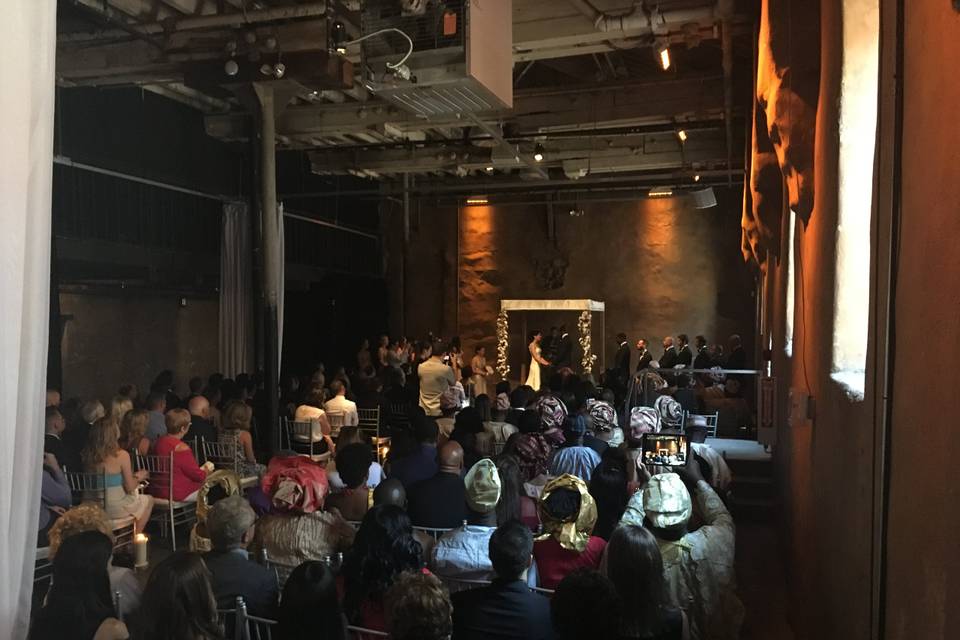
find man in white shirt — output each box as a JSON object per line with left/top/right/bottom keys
{"left": 324, "top": 380, "right": 359, "bottom": 427}
{"left": 418, "top": 339, "right": 455, "bottom": 417}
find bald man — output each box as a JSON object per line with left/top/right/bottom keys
{"left": 659, "top": 336, "right": 679, "bottom": 369}
{"left": 373, "top": 477, "right": 407, "bottom": 509}
{"left": 407, "top": 441, "right": 468, "bottom": 529}
{"left": 185, "top": 394, "right": 217, "bottom": 453}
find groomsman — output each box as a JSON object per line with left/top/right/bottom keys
{"left": 677, "top": 334, "right": 693, "bottom": 367}
{"left": 553, "top": 325, "right": 574, "bottom": 371}
{"left": 635, "top": 338, "right": 653, "bottom": 372}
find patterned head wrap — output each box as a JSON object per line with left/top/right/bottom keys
{"left": 514, "top": 432, "right": 552, "bottom": 481}
{"left": 654, "top": 395, "right": 684, "bottom": 428}
{"left": 536, "top": 395, "right": 568, "bottom": 432}
{"left": 587, "top": 400, "right": 617, "bottom": 433}
{"left": 642, "top": 473, "right": 692, "bottom": 528}
{"left": 536, "top": 474, "right": 597, "bottom": 552}
{"left": 629, "top": 406, "right": 661, "bottom": 445}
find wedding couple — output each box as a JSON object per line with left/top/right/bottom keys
{"left": 525, "top": 327, "right": 572, "bottom": 391}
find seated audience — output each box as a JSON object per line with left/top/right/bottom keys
{"left": 449, "top": 406, "right": 488, "bottom": 469}
{"left": 131, "top": 551, "right": 222, "bottom": 640}
{"left": 505, "top": 385, "right": 535, "bottom": 428}
{"left": 144, "top": 392, "right": 168, "bottom": 443}
{"left": 118, "top": 409, "right": 151, "bottom": 458}
{"left": 255, "top": 456, "right": 355, "bottom": 567}
{"left": 203, "top": 495, "right": 278, "bottom": 617}
{"left": 327, "top": 426, "right": 383, "bottom": 491}
{"left": 277, "top": 561, "right": 347, "bottom": 640}
{"left": 152, "top": 409, "right": 213, "bottom": 502}
{"left": 429, "top": 458, "right": 501, "bottom": 582}
{"left": 341, "top": 504, "right": 424, "bottom": 631}
{"left": 625, "top": 407, "right": 661, "bottom": 490}
{"left": 535, "top": 394, "right": 568, "bottom": 446}
{"left": 82, "top": 418, "right": 154, "bottom": 531}
{"left": 61, "top": 399, "right": 105, "bottom": 472}
{"left": 407, "top": 441, "right": 468, "bottom": 529}
{"left": 389, "top": 415, "right": 439, "bottom": 488}
{"left": 46, "top": 388, "right": 61, "bottom": 408}
{"left": 108, "top": 395, "right": 134, "bottom": 428}
{"left": 38, "top": 453, "right": 71, "bottom": 547}
{"left": 189, "top": 470, "right": 243, "bottom": 553}
{"left": 221, "top": 401, "right": 266, "bottom": 478}
{"left": 533, "top": 475, "right": 606, "bottom": 589}
{"left": 373, "top": 477, "right": 406, "bottom": 509}
{"left": 47, "top": 504, "right": 142, "bottom": 619}
{"left": 185, "top": 395, "right": 217, "bottom": 448}
{"left": 29, "top": 531, "right": 128, "bottom": 640}
{"left": 451, "top": 520, "right": 554, "bottom": 640}
{"left": 551, "top": 568, "right": 622, "bottom": 640}
{"left": 325, "top": 443, "right": 375, "bottom": 522}
{"left": 606, "top": 524, "right": 688, "bottom": 640}
{"left": 324, "top": 379, "right": 359, "bottom": 427}
{"left": 43, "top": 406, "right": 66, "bottom": 467}
{"left": 476, "top": 394, "right": 514, "bottom": 456}
{"left": 293, "top": 386, "right": 335, "bottom": 456}
{"left": 549, "top": 415, "right": 602, "bottom": 483}
{"left": 496, "top": 455, "right": 540, "bottom": 531}
{"left": 385, "top": 572, "right": 453, "bottom": 640}
{"left": 589, "top": 450, "right": 630, "bottom": 541}
{"left": 619, "top": 461, "right": 743, "bottom": 640}
{"left": 587, "top": 399, "right": 623, "bottom": 449}
{"left": 495, "top": 380, "right": 512, "bottom": 413}
{"left": 514, "top": 411, "right": 553, "bottom": 482}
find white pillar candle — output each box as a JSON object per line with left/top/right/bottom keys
{"left": 134, "top": 533, "right": 149, "bottom": 569}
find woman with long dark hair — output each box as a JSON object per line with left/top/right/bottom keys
{"left": 340, "top": 504, "right": 424, "bottom": 631}
{"left": 589, "top": 451, "right": 630, "bottom": 541}
{"left": 133, "top": 551, "right": 224, "bottom": 640}
{"left": 30, "top": 530, "right": 125, "bottom": 640}
{"left": 495, "top": 455, "right": 540, "bottom": 531}
{"left": 605, "top": 525, "right": 687, "bottom": 640}
{"left": 277, "top": 561, "right": 346, "bottom": 640}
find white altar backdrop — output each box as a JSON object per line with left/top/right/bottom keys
{"left": 0, "top": 1, "right": 57, "bottom": 637}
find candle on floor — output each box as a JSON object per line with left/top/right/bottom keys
{"left": 134, "top": 533, "right": 149, "bottom": 569}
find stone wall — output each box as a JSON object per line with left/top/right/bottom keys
{"left": 385, "top": 188, "right": 756, "bottom": 381}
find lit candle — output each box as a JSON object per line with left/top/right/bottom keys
{"left": 134, "top": 533, "right": 149, "bottom": 569}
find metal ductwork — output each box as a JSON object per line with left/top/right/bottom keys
{"left": 566, "top": 0, "right": 716, "bottom": 34}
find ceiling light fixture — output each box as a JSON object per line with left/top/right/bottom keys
{"left": 533, "top": 143, "right": 545, "bottom": 163}
{"left": 693, "top": 174, "right": 701, "bottom": 182}
{"left": 658, "top": 43, "right": 671, "bottom": 70}
{"left": 485, "top": 166, "right": 494, "bottom": 173}
{"left": 677, "top": 129, "right": 688, "bottom": 143}
{"left": 331, "top": 20, "right": 347, "bottom": 55}
{"left": 224, "top": 59, "right": 239, "bottom": 76}
{"left": 466, "top": 196, "right": 489, "bottom": 205}
{"left": 649, "top": 187, "right": 674, "bottom": 198}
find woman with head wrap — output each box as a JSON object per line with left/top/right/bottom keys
{"left": 654, "top": 395, "right": 684, "bottom": 429}
{"left": 587, "top": 399, "right": 624, "bottom": 448}
{"left": 513, "top": 411, "right": 553, "bottom": 482}
{"left": 252, "top": 455, "right": 356, "bottom": 568}
{"left": 188, "top": 469, "right": 243, "bottom": 552}
{"left": 532, "top": 474, "right": 607, "bottom": 589}
{"left": 535, "top": 394, "right": 568, "bottom": 447}
{"left": 626, "top": 407, "right": 661, "bottom": 492}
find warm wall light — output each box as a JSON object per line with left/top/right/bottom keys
{"left": 648, "top": 187, "right": 673, "bottom": 197}
{"left": 677, "top": 129, "right": 688, "bottom": 143}
{"left": 693, "top": 174, "right": 701, "bottom": 182}
{"left": 485, "top": 166, "right": 494, "bottom": 173}
{"left": 533, "top": 143, "right": 545, "bottom": 162}
{"left": 466, "top": 197, "right": 489, "bottom": 205}
{"left": 658, "top": 44, "right": 671, "bottom": 70}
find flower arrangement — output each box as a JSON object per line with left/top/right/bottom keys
{"left": 578, "top": 311, "right": 598, "bottom": 374}
{"left": 495, "top": 310, "right": 511, "bottom": 378}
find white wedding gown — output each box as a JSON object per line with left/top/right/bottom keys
{"left": 525, "top": 343, "right": 542, "bottom": 391}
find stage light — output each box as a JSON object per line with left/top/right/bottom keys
{"left": 485, "top": 166, "right": 494, "bottom": 173}
{"left": 649, "top": 187, "right": 674, "bottom": 197}
{"left": 677, "top": 129, "right": 688, "bottom": 143}
{"left": 658, "top": 44, "right": 671, "bottom": 70}
{"left": 533, "top": 143, "right": 545, "bottom": 163}
{"left": 466, "top": 197, "right": 488, "bottom": 205}
{"left": 331, "top": 20, "right": 347, "bottom": 54}
{"left": 693, "top": 174, "right": 701, "bottom": 182}
{"left": 224, "top": 59, "right": 239, "bottom": 76}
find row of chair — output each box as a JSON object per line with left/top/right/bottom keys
{"left": 218, "top": 596, "right": 388, "bottom": 640}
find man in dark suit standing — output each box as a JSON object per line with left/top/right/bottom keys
{"left": 659, "top": 336, "right": 679, "bottom": 369}
{"left": 553, "top": 325, "right": 574, "bottom": 371}
{"left": 635, "top": 338, "right": 653, "bottom": 372}
{"left": 44, "top": 406, "right": 66, "bottom": 467}
{"left": 727, "top": 334, "right": 747, "bottom": 370}
{"left": 693, "top": 335, "right": 714, "bottom": 386}
{"left": 452, "top": 521, "right": 554, "bottom": 640}
{"left": 677, "top": 334, "right": 693, "bottom": 367}
{"left": 613, "top": 333, "right": 631, "bottom": 380}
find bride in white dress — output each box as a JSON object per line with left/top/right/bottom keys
{"left": 525, "top": 330, "right": 551, "bottom": 391}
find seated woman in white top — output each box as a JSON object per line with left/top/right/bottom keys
{"left": 294, "top": 386, "right": 335, "bottom": 456}
{"left": 326, "top": 427, "right": 384, "bottom": 492}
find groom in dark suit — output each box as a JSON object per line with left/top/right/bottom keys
{"left": 553, "top": 325, "right": 574, "bottom": 371}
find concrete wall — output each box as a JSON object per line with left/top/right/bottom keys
{"left": 384, "top": 190, "right": 756, "bottom": 380}
{"left": 59, "top": 292, "right": 218, "bottom": 403}
{"left": 884, "top": 3, "right": 960, "bottom": 639}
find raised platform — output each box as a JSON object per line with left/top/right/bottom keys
{"left": 705, "top": 437, "right": 771, "bottom": 462}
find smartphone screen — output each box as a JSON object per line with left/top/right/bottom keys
{"left": 641, "top": 433, "right": 689, "bottom": 468}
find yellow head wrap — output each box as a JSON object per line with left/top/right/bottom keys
{"left": 535, "top": 474, "right": 597, "bottom": 552}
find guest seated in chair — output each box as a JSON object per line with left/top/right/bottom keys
{"left": 130, "top": 551, "right": 223, "bottom": 640}
{"left": 385, "top": 572, "right": 453, "bottom": 640}
{"left": 82, "top": 417, "right": 154, "bottom": 532}
{"left": 118, "top": 409, "right": 151, "bottom": 459}
{"left": 152, "top": 409, "right": 214, "bottom": 503}
{"left": 277, "top": 561, "right": 347, "bottom": 640}
{"left": 293, "top": 386, "right": 336, "bottom": 458}
{"left": 325, "top": 443, "right": 375, "bottom": 522}
{"left": 407, "top": 441, "right": 468, "bottom": 530}
{"left": 203, "top": 494, "right": 279, "bottom": 618}
{"left": 551, "top": 569, "right": 622, "bottom": 640}
{"left": 323, "top": 379, "right": 359, "bottom": 427}
{"left": 220, "top": 401, "right": 267, "bottom": 479}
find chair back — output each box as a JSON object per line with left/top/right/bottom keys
{"left": 327, "top": 412, "right": 345, "bottom": 438}
{"left": 184, "top": 435, "right": 204, "bottom": 465}
{"left": 34, "top": 547, "right": 53, "bottom": 585}
{"left": 389, "top": 403, "right": 410, "bottom": 429}
{"left": 63, "top": 470, "right": 108, "bottom": 508}
{"left": 412, "top": 526, "right": 453, "bottom": 541}
{"left": 203, "top": 433, "right": 243, "bottom": 475}
{"left": 137, "top": 451, "right": 176, "bottom": 500}
{"left": 262, "top": 555, "right": 298, "bottom": 590}
{"left": 357, "top": 407, "right": 381, "bottom": 441}
{"left": 285, "top": 420, "right": 331, "bottom": 462}
{"left": 682, "top": 411, "right": 719, "bottom": 439}
{"left": 219, "top": 596, "right": 278, "bottom": 640}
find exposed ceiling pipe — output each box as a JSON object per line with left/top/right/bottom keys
{"left": 717, "top": 0, "right": 735, "bottom": 188}
{"left": 567, "top": 0, "right": 716, "bottom": 34}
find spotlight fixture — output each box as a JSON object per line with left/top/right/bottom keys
{"left": 533, "top": 143, "right": 545, "bottom": 163}
{"left": 331, "top": 20, "right": 347, "bottom": 54}
{"left": 485, "top": 166, "right": 494, "bottom": 173}
{"left": 693, "top": 174, "right": 701, "bottom": 182}
{"left": 273, "top": 62, "right": 286, "bottom": 78}
{"left": 677, "top": 129, "right": 688, "bottom": 143}
{"left": 657, "top": 43, "right": 671, "bottom": 70}
{"left": 224, "top": 59, "right": 239, "bottom": 76}
{"left": 466, "top": 196, "right": 489, "bottom": 205}
{"left": 568, "top": 207, "right": 585, "bottom": 217}
{"left": 649, "top": 187, "right": 674, "bottom": 198}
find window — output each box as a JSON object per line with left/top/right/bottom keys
{"left": 785, "top": 210, "right": 796, "bottom": 357}
{"left": 832, "top": 0, "right": 879, "bottom": 399}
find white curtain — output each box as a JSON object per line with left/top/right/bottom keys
{"left": 219, "top": 202, "right": 254, "bottom": 377}
{"left": 0, "top": 1, "right": 57, "bottom": 637}
{"left": 276, "top": 203, "right": 285, "bottom": 376}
